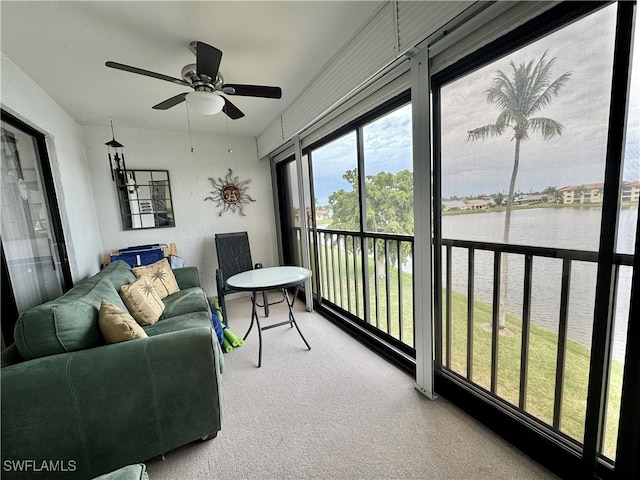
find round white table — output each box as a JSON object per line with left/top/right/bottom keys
{"left": 227, "top": 266, "right": 312, "bottom": 367}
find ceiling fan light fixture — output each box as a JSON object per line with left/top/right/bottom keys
{"left": 186, "top": 91, "right": 224, "bottom": 115}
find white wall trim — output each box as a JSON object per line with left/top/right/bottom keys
{"left": 411, "top": 47, "right": 436, "bottom": 400}
{"left": 299, "top": 60, "right": 410, "bottom": 150}
{"left": 294, "top": 135, "right": 313, "bottom": 312}
{"left": 257, "top": 1, "right": 476, "bottom": 158}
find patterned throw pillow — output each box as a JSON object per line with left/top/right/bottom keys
{"left": 132, "top": 258, "right": 180, "bottom": 299}
{"left": 120, "top": 277, "right": 165, "bottom": 325}
{"left": 98, "top": 300, "right": 148, "bottom": 344}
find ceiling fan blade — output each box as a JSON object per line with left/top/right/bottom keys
{"left": 106, "top": 61, "right": 190, "bottom": 87}
{"left": 195, "top": 42, "right": 223, "bottom": 80}
{"left": 152, "top": 93, "right": 188, "bottom": 110}
{"left": 223, "top": 84, "right": 282, "bottom": 99}
{"left": 222, "top": 97, "right": 245, "bottom": 120}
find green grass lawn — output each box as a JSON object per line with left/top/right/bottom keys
{"left": 315, "top": 237, "right": 414, "bottom": 345}
{"left": 444, "top": 289, "right": 623, "bottom": 458}
{"left": 314, "top": 239, "right": 623, "bottom": 459}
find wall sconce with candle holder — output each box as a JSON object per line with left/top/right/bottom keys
{"left": 105, "top": 120, "right": 127, "bottom": 182}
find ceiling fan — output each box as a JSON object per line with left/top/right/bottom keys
{"left": 106, "top": 41, "right": 282, "bottom": 119}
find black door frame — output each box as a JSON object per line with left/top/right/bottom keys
{"left": 275, "top": 155, "right": 300, "bottom": 267}
{"left": 1, "top": 110, "right": 73, "bottom": 344}
{"left": 430, "top": 2, "right": 638, "bottom": 478}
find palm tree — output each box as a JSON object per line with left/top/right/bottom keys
{"left": 467, "top": 52, "right": 571, "bottom": 328}
{"left": 542, "top": 186, "right": 561, "bottom": 204}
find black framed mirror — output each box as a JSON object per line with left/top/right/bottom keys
{"left": 116, "top": 169, "right": 175, "bottom": 230}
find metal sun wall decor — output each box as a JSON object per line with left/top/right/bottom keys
{"left": 205, "top": 169, "right": 256, "bottom": 216}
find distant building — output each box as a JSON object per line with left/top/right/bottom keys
{"left": 442, "top": 200, "right": 468, "bottom": 211}
{"left": 559, "top": 183, "right": 604, "bottom": 204}
{"left": 315, "top": 207, "right": 331, "bottom": 220}
{"left": 622, "top": 181, "right": 640, "bottom": 202}
{"left": 516, "top": 194, "right": 545, "bottom": 205}
{"left": 464, "top": 199, "right": 490, "bottom": 210}
{"left": 304, "top": 206, "right": 331, "bottom": 221}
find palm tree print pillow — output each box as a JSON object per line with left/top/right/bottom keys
{"left": 132, "top": 258, "right": 180, "bottom": 299}
{"left": 120, "top": 277, "right": 165, "bottom": 325}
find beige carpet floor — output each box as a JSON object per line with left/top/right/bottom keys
{"left": 145, "top": 295, "right": 557, "bottom": 479}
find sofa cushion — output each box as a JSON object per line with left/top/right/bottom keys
{"left": 172, "top": 266, "right": 200, "bottom": 290}
{"left": 47, "top": 261, "right": 134, "bottom": 301}
{"left": 14, "top": 275, "right": 128, "bottom": 360}
{"left": 161, "top": 287, "right": 209, "bottom": 320}
{"left": 99, "top": 300, "right": 148, "bottom": 344}
{"left": 0, "top": 344, "right": 23, "bottom": 368}
{"left": 101, "top": 261, "right": 138, "bottom": 290}
{"left": 132, "top": 258, "right": 179, "bottom": 299}
{"left": 144, "top": 311, "right": 211, "bottom": 337}
{"left": 92, "top": 464, "right": 149, "bottom": 480}
{"left": 77, "top": 260, "right": 136, "bottom": 292}
{"left": 120, "top": 277, "right": 165, "bottom": 326}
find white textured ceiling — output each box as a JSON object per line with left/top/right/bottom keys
{"left": 1, "top": 1, "right": 382, "bottom": 137}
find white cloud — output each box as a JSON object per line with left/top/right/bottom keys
{"left": 440, "top": 4, "right": 623, "bottom": 198}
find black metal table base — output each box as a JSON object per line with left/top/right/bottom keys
{"left": 243, "top": 286, "right": 311, "bottom": 367}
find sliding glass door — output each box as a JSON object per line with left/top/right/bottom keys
{"left": 275, "top": 95, "right": 415, "bottom": 360}
{"left": 307, "top": 99, "right": 414, "bottom": 350}
{"left": 432, "top": 2, "right": 637, "bottom": 477}
{"left": 1, "top": 112, "right": 71, "bottom": 345}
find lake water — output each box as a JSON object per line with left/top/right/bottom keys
{"left": 441, "top": 207, "right": 637, "bottom": 363}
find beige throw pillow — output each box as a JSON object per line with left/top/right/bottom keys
{"left": 120, "top": 277, "right": 165, "bottom": 325}
{"left": 132, "top": 258, "right": 179, "bottom": 299}
{"left": 98, "top": 299, "right": 148, "bottom": 344}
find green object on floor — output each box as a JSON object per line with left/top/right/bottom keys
{"left": 222, "top": 337, "right": 233, "bottom": 353}
{"left": 211, "top": 298, "right": 224, "bottom": 324}
{"left": 92, "top": 464, "right": 149, "bottom": 480}
{"left": 224, "top": 328, "right": 244, "bottom": 347}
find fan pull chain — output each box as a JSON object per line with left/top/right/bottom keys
{"left": 186, "top": 104, "right": 194, "bottom": 153}
{"left": 226, "top": 116, "right": 232, "bottom": 154}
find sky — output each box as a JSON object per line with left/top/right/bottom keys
{"left": 312, "top": 104, "right": 412, "bottom": 205}
{"left": 440, "top": 3, "right": 638, "bottom": 198}
{"left": 308, "top": 3, "right": 638, "bottom": 203}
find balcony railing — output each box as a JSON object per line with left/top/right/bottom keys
{"left": 438, "top": 238, "right": 632, "bottom": 413}
{"left": 298, "top": 225, "right": 632, "bottom": 456}
{"left": 297, "top": 227, "right": 415, "bottom": 349}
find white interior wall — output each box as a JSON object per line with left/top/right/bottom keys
{"left": 1, "top": 53, "right": 102, "bottom": 281}
{"left": 81, "top": 125, "right": 278, "bottom": 297}
{"left": 2, "top": 50, "right": 279, "bottom": 297}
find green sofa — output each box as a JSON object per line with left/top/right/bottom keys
{"left": 1, "top": 261, "right": 223, "bottom": 479}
